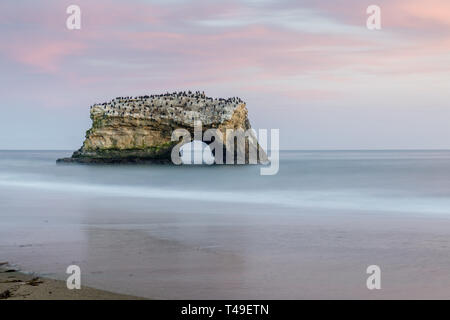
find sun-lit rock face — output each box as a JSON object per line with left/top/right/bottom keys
{"left": 57, "top": 91, "right": 268, "bottom": 164}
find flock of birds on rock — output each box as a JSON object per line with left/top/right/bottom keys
{"left": 89, "top": 91, "right": 244, "bottom": 120}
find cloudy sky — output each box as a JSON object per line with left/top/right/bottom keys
{"left": 1, "top": 0, "right": 449, "bottom": 149}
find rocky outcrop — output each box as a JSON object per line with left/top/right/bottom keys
{"left": 57, "top": 91, "right": 268, "bottom": 164}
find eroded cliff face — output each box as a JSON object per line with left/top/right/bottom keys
{"left": 59, "top": 92, "right": 267, "bottom": 164}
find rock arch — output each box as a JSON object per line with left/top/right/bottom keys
{"left": 57, "top": 92, "right": 268, "bottom": 164}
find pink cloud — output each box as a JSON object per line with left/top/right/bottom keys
{"left": 387, "top": 0, "right": 450, "bottom": 30}
{"left": 6, "top": 41, "right": 86, "bottom": 73}
{"left": 2, "top": 0, "right": 450, "bottom": 103}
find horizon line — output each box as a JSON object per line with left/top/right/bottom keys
{"left": 2, "top": 149, "right": 450, "bottom": 152}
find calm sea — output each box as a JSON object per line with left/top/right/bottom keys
{"left": 1, "top": 150, "right": 450, "bottom": 298}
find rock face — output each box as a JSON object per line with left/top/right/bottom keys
{"left": 57, "top": 91, "right": 268, "bottom": 164}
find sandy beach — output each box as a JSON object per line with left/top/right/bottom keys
{"left": 0, "top": 264, "right": 142, "bottom": 300}
{"left": 3, "top": 209, "right": 450, "bottom": 300}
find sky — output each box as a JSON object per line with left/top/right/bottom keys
{"left": 0, "top": 0, "right": 450, "bottom": 150}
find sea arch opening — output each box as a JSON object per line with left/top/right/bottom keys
{"left": 179, "top": 140, "right": 215, "bottom": 165}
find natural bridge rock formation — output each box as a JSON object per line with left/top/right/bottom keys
{"left": 57, "top": 91, "right": 268, "bottom": 164}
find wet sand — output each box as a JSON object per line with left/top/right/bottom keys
{"left": 0, "top": 264, "right": 142, "bottom": 300}
{"left": 3, "top": 205, "right": 450, "bottom": 299}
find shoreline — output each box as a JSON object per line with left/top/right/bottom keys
{"left": 0, "top": 264, "right": 144, "bottom": 300}
{"left": 56, "top": 157, "right": 173, "bottom": 164}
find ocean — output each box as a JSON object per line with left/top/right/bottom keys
{"left": 1, "top": 150, "right": 450, "bottom": 298}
